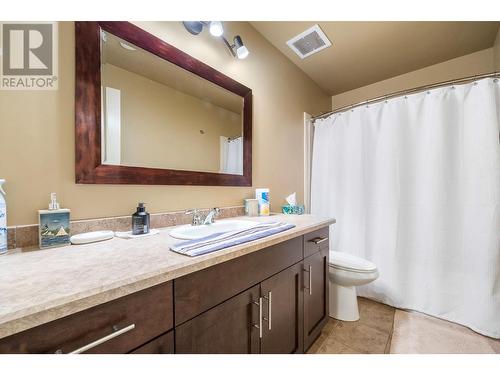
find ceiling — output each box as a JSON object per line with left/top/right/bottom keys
{"left": 251, "top": 21, "right": 500, "bottom": 95}
{"left": 102, "top": 32, "right": 243, "bottom": 114}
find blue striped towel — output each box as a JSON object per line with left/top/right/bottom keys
{"left": 170, "top": 221, "right": 296, "bottom": 257}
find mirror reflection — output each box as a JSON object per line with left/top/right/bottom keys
{"left": 100, "top": 30, "right": 244, "bottom": 175}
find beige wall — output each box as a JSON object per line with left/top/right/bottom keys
{"left": 102, "top": 63, "right": 241, "bottom": 172}
{"left": 494, "top": 27, "right": 500, "bottom": 70}
{"left": 0, "top": 21, "right": 330, "bottom": 226}
{"left": 332, "top": 48, "right": 495, "bottom": 110}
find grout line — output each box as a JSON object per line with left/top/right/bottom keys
{"left": 384, "top": 308, "right": 397, "bottom": 354}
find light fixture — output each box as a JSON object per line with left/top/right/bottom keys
{"left": 182, "top": 21, "right": 223, "bottom": 37}
{"left": 208, "top": 21, "right": 223, "bottom": 37}
{"left": 222, "top": 35, "right": 249, "bottom": 59}
{"left": 182, "top": 21, "right": 250, "bottom": 60}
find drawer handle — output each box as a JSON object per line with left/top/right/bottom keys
{"left": 253, "top": 297, "right": 263, "bottom": 339}
{"left": 309, "top": 237, "right": 328, "bottom": 245}
{"left": 66, "top": 324, "right": 135, "bottom": 354}
{"left": 263, "top": 291, "right": 272, "bottom": 331}
{"left": 303, "top": 266, "right": 312, "bottom": 295}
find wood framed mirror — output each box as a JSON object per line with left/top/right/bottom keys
{"left": 75, "top": 22, "right": 252, "bottom": 186}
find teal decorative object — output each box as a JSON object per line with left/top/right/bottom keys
{"left": 281, "top": 204, "right": 305, "bottom": 215}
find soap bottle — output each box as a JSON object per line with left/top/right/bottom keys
{"left": 132, "top": 203, "right": 150, "bottom": 235}
{"left": 0, "top": 179, "right": 7, "bottom": 254}
{"left": 38, "top": 193, "right": 71, "bottom": 249}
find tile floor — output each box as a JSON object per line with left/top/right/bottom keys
{"left": 307, "top": 297, "right": 500, "bottom": 354}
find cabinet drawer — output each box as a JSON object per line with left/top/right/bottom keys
{"left": 0, "top": 282, "right": 173, "bottom": 354}
{"left": 175, "top": 236, "right": 303, "bottom": 325}
{"left": 130, "top": 331, "right": 174, "bottom": 354}
{"left": 303, "top": 227, "right": 329, "bottom": 258}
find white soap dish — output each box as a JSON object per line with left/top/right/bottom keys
{"left": 115, "top": 229, "right": 160, "bottom": 239}
{"left": 70, "top": 230, "right": 115, "bottom": 245}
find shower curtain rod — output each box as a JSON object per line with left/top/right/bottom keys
{"left": 312, "top": 71, "right": 500, "bottom": 121}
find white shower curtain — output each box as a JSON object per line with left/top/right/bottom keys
{"left": 220, "top": 136, "right": 243, "bottom": 174}
{"left": 311, "top": 78, "right": 500, "bottom": 338}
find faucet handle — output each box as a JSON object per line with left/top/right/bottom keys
{"left": 185, "top": 209, "right": 203, "bottom": 226}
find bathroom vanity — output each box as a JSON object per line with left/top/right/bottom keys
{"left": 0, "top": 215, "right": 334, "bottom": 354}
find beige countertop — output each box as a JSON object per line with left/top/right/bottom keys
{"left": 0, "top": 214, "right": 335, "bottom": 339}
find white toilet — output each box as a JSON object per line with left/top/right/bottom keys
{"left": 328, "top": 251, "right": 379, "bottom": 321}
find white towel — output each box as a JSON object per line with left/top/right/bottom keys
{"left": 170, "top": 221, "right": 295, "bottom": 257}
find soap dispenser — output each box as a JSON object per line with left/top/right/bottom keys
{"left": 38, "top": 193, "right": 71, "bottom": 249}
{"left": 132, "top": 203, "right": 150, "bottom": 235}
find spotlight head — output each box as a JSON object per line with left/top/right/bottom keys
{"left": 233, "top": 36, "right": 249, "bottom": 59}
{"left": 209, "top": 21, "right": 224, "bottom": 37}
{"left": 182, "top": 21, "right": 204, "bottom": 35}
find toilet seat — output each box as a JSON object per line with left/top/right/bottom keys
{"left": 329, "top": 251, "right": 377, "bottom": 273}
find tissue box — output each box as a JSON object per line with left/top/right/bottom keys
{"left": 281, "top": 205, "right": 305, "bottom": 215}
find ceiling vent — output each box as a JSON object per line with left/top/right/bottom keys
{"left": 286, "top": 24, "right": 332, "bottom": 59}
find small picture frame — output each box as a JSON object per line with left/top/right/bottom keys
{"left": 38, "top": 209, "right": 71, "bottom": 249}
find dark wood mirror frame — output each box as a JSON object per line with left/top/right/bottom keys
{"left": 75, "top": 21, "right": 252, "bottom": 186}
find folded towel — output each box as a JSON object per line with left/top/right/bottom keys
{"left": 170, "top": 221, "right": 296, "bottom": 257}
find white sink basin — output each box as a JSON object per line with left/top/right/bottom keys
{"left": 169, "top": 219, "right": 260, "bottom": 240}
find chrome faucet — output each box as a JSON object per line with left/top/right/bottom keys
{"left": 203, "top": 207, "right": 220, "bottom": 225}
{"left": 185, "top": 207, "right": 220, "bottom": 226}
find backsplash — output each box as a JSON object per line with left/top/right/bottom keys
{"left": 6, "top": 205, "right": 244, "bottom": 250}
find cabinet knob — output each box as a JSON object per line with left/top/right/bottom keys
{"left": 303, "top": 265, "right": 312, "bottom": 295}
{"left": 68, "top": 324, "right": 135, "bottom": 354}
{"left": 263, "top": 291, "right": 272, "bottom": 331}
{"left": 309, "top": 237, "right": 328, "bottom": 245}
{"left": 253, "top": 298, "right": 263, "bottom": 339}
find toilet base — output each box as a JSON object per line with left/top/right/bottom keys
{"left": 329, "top": 282, "right": 360, "bottom": 321}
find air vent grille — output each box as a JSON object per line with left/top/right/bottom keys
{"left": 286, "top": 24, "right": 332, "bottom": 59}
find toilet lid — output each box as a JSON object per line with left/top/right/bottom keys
{"left": 329, "top": 251, "right": 377, "bottom": 272}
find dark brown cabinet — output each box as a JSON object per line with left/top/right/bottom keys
{"left": 303, "top": 247, "right": 329, "bottom": 351}
{"left": 176, "top": 285, "right": 261, "bottom": 354}
{"left": 261, "top": 262, "right": 304, "bottom": 354}
{"left": 174, "top": 237, "right": 302, "bottom": 325}
{"left": 0, "top": 226, "right": 331, "bottom": 354}
{"left": 0, "top": 282, "right": 173, "bottom": 354}
{"left": 176, "top": 262, "right": 306, "bottom": 354}
{"left": 130, "top": 331, "right": 174, "bottom": 354}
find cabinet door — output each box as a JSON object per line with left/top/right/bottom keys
{"left": 260, "top": 262, "right": 303, "bottom": 354}
{"left": 175, "top": 285, "right": 261, "bottom": 354}
{"left": 303, "top": 248, "right": 329, "bottom": 351}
